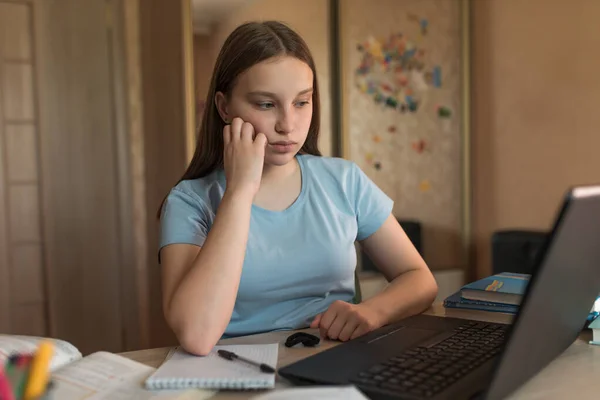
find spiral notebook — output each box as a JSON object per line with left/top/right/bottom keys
{"left": 144, "top": 343, "right": 278, "bottom": 390}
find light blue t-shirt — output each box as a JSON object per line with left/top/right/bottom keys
{"left": 159, "top": 155, "right": 393, "bottom": 338}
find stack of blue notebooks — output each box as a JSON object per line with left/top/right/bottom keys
{"left": 445, "top": 272, "right": 600, "bottom": 323}
{"left": 443, "top": 272, "right": 528, "bottom": 315}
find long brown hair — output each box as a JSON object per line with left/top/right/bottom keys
{"left": 158, "top": 21, "right": 322, "bottom": 218}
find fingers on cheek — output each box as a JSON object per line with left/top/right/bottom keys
{"left": 231, "top": 118, "right": 243, "bottom": 137}
{"left": 241, "top": 122, "right": 254, "bottom": 140}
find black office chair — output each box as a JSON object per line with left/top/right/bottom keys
{"left": 491, "top": 229, "right": 548, "bottom": 275}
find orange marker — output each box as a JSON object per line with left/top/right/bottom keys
{"left": 23, "top": 341, "right": 54, "bottom": 400}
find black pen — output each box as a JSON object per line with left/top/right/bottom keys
{"left": 217, "top": 349, "right": 276, "bottom": 373}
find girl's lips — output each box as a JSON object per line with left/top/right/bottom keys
{"left": 269, "top": 142, "right": 297, "bottom": 152}
{"left": 271, "top": 141, "right": 297, "bottom": 145}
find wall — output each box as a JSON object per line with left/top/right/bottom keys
{"left": 203, "top": 0, "right": 333, "bottom": 156}
{"left": 31, "top": 0, "right": 136, "bottom": 354}
{"left": 122, "top": 0, "right": 149, "bottom": 351}
{"left": 340, "top": 0, "right": 464, "bottom": 272}
{"left": 471, "top": 0, "right": 600, "bottom": 278}
{"left": 0, "top": 0, "right": 192, "bottom": 352}
{"left": 0, "top": 1, "right": 45, "bottom": 336}
{"left": 139, "top": 0, "right": 190, "bottom": 348}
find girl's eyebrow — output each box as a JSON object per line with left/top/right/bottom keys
{"left": 247, "top": 87, "right": 313, "bottom": 97}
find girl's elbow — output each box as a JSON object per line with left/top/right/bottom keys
{"left": 167, "top": 315, "right": 223, "bottom": 356}
{"left": 429, "top": 282, "right": 439, "bottom": 302}
{"left": 173, "top": 320, "right": 222, "bottom": 356}
{"left": 164, "top": 305, "right": 228, "bottom": 356}
{"left": 178, "top": 331, "right": 218, "bottom": 356}
{"left": 426, "top": 274, "right": 439, "bottom": 303}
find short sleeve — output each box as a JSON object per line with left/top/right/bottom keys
{"left": 351, "top": 163, "right": 394, "bottom": 241}
{"left": 159, "top": 188, "right": 212, "bottom": 261}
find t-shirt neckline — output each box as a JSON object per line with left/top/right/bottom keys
{"left": 251, "top": 155, "right": 308, "bottom": 216}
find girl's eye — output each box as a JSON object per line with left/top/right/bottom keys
{"left": 257, "top": 102, "right": 274, "bottom": 109}
{"left": 295, "top": 101, "right": 310, "bottom": 107}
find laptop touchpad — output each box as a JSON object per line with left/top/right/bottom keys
{"left": 366, "top": 326, "right": 438, "bottom": 351}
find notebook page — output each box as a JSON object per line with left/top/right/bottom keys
{"left": 145, "top": 344, "right": 278, "bottom": 388}
{"left": 51, "top": 351, "right": 155, "bottom": 399}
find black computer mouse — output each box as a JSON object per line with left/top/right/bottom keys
{"left": 284, "top": 332, "right": 321, "bottom": 348}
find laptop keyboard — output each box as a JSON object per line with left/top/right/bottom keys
{"left": 351, "top": 321, "right": 508, "bottom": 398}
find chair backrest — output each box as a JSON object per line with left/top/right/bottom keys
{"left": 491, "top": 229, "right": 549, "bottom": 275}
{"left": 353, "top": 272, "right": 362, "bottom": 303}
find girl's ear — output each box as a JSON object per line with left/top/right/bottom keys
{"left": 214, "top": 91, "right": 231, "bottom": 123}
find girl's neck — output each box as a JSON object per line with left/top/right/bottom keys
{"left": 261, "top": 156, "right": 299, "bottom": 184}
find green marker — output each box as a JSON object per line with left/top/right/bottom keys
{"left": 12, "top": 355, "right": 34, "bottom": 399}
{"left": 4, "top": 359, "right": 18, "bottom": 398}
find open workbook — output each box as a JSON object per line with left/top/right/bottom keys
{"left": 0, "top": 334, "right": 214, "bottom": 400}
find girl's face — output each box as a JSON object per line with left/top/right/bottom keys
{"left": 216, "top": 56, "right": 314, "bottom": 167}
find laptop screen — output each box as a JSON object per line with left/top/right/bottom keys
{"left": 486, "top": 187, "right": 600, "bottom": 400}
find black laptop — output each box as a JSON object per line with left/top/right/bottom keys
{"left": 279, "top": 185, "right": 600, "bottom": 400}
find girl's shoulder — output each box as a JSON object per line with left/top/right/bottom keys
{"left": 168, "top": 169, "right": 226, "bottom": 213}
{"left": 298, "top": 154, "right": 359, "bottom": 181}
{"left": 298, "top": 154, "right": 388, "bottom": 207}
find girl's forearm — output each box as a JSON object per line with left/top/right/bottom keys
{"left": 166, "top": 189, "right": 253, "bottom": 355}
{"left": 362, "top": 269, "right": 439, "bottom": 326}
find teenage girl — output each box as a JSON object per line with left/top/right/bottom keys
{"left": 159, "top": 21, "right": 438, "bottom": 356}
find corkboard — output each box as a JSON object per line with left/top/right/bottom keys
{"left": 339, "top": 0, "right": 468, "bottom": 270}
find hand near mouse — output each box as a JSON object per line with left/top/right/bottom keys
{"left": 223, "top": 117, "right": 267, "bottom": 198}
{"left": 310, "top": 300, "right": 384, "bottom": 342}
